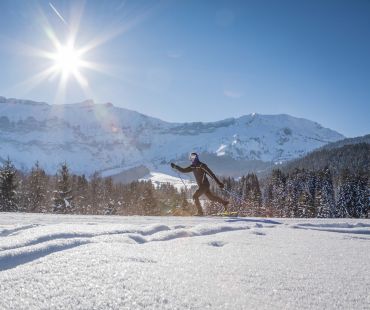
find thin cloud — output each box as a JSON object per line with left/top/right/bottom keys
{"left": 224, "top": 90, "right": 243, "bottom": 98}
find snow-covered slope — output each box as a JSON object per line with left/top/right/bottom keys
{"left": 0, "top": 213, "right": 369, "bottom": 309}
{"left": 0, "top": 96, "right": 344, "bottom": 175}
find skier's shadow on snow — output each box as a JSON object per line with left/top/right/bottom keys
{"left": 224, "top": 218, "right": 282, "bottom": 225}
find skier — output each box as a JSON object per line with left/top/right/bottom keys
{"left": 171, "top": 152, "right": 228, "bottom": 216}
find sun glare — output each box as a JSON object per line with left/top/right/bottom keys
{"left": 53, "top": 44, "right": 82, "bottom": 76}
{"left": 14, "top": 1, "right": 153, "bottom": 104}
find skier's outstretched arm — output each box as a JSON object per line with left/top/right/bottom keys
{"left": 171, "top": 163, "right": 193, "bottom": 173}
{"left": 201, "top": 164, "right": 224, "bottom": 188}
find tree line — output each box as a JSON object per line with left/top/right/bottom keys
{"left": 0, "top": 159, "right": 187, "bottom": 216}
{"left": 208, "top": 167, "right": 369, "bottom": 218}
{"left": 0, "top": 158, "right": 368, "bottom": 218}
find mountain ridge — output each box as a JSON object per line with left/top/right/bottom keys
{"left": 0, "top": 96, "right": 344, "bottom": 177}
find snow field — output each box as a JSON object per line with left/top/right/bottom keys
{"left": 0, "top": 213, "right": 369, "bottom": 309}
{"left": 139, "top": 172, "right": 196, "bottom": 190}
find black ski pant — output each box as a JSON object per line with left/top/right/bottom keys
{"left": 193, "top": 185, "right": 228, "bottom": 213}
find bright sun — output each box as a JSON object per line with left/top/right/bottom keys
{"left": 43, "top": 39, "right": 91, "bottom": 90}
{"left": 51, "top": 43, "right": 83, "bottom": 77}
{"left": 53, "top": 44, "right": 82, "bottom": 75}
{"left": 18, "top": 0, "right": 134, "bottom": 102}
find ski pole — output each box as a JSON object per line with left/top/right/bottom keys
{"left": 171, "top": 167, "right": 188, "bottom": 190}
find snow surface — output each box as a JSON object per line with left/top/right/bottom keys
{"left": 139, "top": 172, "right": 196, "bottom": 190}
{"left": 0, "top": 213, "right": 369, "bottom": 309}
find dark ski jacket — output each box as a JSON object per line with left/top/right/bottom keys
{"left": 174, "top": 162, "right": 222, "bottom": 188}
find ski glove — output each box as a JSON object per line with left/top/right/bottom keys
{"left": 170, "top": 163, "right": 177, "bottom": 169}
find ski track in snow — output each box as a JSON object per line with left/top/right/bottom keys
{"left": 0, "top": 221, "right": 257, "bottom": 271}
{"left": 1, "top": 217, "right": 369, "bottom": 272}
{"left": 0, "top": 214, "right": 369, "bottom": 309}
{"left": 0, "top": 239, "right": 90, "bottom": 271}
{"left": 291, "top": 222, "right": 370, "bottom": 235}
{"left": 0, "top": 224, "right": 42, "bottom": 237}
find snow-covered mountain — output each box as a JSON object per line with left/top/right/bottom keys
{"left": 0, "top": 96, "right": 344, "bottom": 177}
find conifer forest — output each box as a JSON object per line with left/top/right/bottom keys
{"left": 1, "top": 154, "right": 368, "bottom": 218}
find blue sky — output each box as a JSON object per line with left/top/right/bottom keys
{"left": 0, "top": 0, "right": 369, "bottom": 137}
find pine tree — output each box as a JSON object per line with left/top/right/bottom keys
{"left": 315, "top": 168, "right": 335, "bottom": 218}
{"left": 270, "top": 169, "right": 286, "bottom": 217}
{"left": 284, "top": 169, "right": 316, "bottom": 218}
{"left": 102, "top": 177, "right": 116, "bottom": 215}
{"left": 27, "top": 161, "right": 48, "bottom": 212}
{"left": 263, "top": 180, "right": 274, "bottom": 217}
{"left": 285, "top": 171, "right": 299, "bottom": 217}
{"left": 296, "top": 170, "right": 310, "bottom": 217}
{"left": 297, "top": 191, "right": 310, "bottom": 217}
{"left": 53, "top": 162, "right": 73, "bottom": 213}
{"left": 354, "top": 172, "right": 369, "bottom": 218}
{"left": 0, "top": 158, "right": 18, "bottom": 212}
{"left": 335, "top": 171, "right": 369, "bottom": 218}
{"left": 252, "top": 174, "right": 263, "bottom": 216}
{"left": 242, "top": 173, "right": 262, "bottom": 216}
{"left": 16, "top": 175, "right": 28, "bottom": 212}
{"left": 72, "top": 174, "right": 89, "bottom": 214}
{"left": 180, "top": 188, "right": 188, "bottom": 209}
{"left": 141, "top": 181, "right": 160, "bottom": 215}
{"left": 119, "top": 184, "right": 128, "bottom": 215}
{"left": 222, "top": 177, "right": 238, "bottom": 213}
{"left": 336, "top": 169, "right": 359, "bottom": 218}
{"left": 89, "top": 172, "right": 102, "bottom": 214}
{"left": 305, "top": 171, "right": 317, "bottom": 217}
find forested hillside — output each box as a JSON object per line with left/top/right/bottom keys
{"left": 282, "top": 142, "right": 370, "bottom": 177}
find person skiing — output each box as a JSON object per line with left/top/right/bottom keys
{"left": 171, "top": 152, "right": 229, "bottom": 216}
